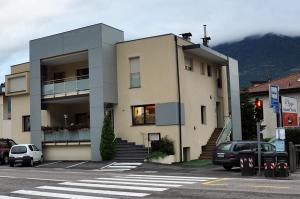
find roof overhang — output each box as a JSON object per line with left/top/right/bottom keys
{"left": 182, "top": 44, "right": 229, "bottom": 65}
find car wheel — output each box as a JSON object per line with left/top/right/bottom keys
{"left": 3, "top": 155, "right": 9, "bottom": 165}
{"left": 30, "top": 159, "right": 34, "bottom": 167}
{"left": 223, "top": 164, "right": 233, "bottom": 171}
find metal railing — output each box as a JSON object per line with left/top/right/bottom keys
{"left": 43, "top": 129, "right": 90, "bottom": 143}
{"left": 216, "top": 116, "right": 232, "bottom": 146}
{"left": 42, "top": 75, "right": 89, "bottom": 96}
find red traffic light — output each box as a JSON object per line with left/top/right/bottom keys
{"left": 255, "top": 99, "right": 263, "bottom": 109}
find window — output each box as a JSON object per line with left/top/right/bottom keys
{"left": 8, "top": 140, "right": 16, "bottom": 147}
{"left": 207, "top": 64, "right": 212, "bottom": 77}
{"left": 184, "top": 57, "right": 193, "bottom": 71}
{"left": 217, "top": 68, "right": 222, "bottom": 88}
{"left": 130, "top": 57, "right": 141, "bottom": 88}
{"left": 200, "top": 63, "right": 205, "bottom": 75}
{"left": 0, "top": 140, "right": 9, "bottom": 148}
{"left": 201, "top": 106, "right": 207, "bottom": 124}
{"left": 132, "top": 105, "right": 155, "bottom": 125}
{"left": 28, "top": 145, "right": 33, "bottom": 151}
{"left": 77, "top": 68, "right": 89, "bottom": 79}
{"left": 217, "top": 143, "right": 232, "bottom": 151}
{"left": 233, "top": 143, "right": 251, "bottom": 152}
{"left": 11, "top": 146, "right": 27, "bottom": 154}
{"left": 23, "top": 115, "right": 30, "bottom": 132}
{"left": 32, "top": 145, "right": 39, "bottom": 151}
{"left": 53, "top": 72, "right": 65, "bottom": 83}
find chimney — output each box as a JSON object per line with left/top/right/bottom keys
{"left": 180, "top": 32, "right": 192, "bottom": 41}
{"left": 202, "top": 25, "right": 211, "bottom": 47}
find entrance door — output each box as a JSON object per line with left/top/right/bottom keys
{"left": 216, "top": 102, "right": 223, "bottom": 128}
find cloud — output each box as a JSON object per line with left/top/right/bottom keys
{"left": 1, "top": 0, "right": 300, "bottom": 82}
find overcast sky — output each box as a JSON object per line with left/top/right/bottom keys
{"left": 1, "top": 0, "right": 300, "bottom": 82}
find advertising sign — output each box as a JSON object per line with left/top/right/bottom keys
{"left": 275, "top": 140, "right": 285, "bottom": 152}
{"left": 281, "top": 96, "right": 298, "bottom": 127}
{"left": 269, "top": 85, "right": 279, "bottom": 111}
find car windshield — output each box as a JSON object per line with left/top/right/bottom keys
{"left": 11, "top": 146, "right": 27, "bottom": 154}
{"left": 217, "top": 143, "right": 232, "bottom": 151}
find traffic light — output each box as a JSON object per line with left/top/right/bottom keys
{"left": 254, "top": 98, "right": 264, "bottom": 121}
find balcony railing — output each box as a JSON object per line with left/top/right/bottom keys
{"left": 42, "top": 75, "right": 89, "bottom": 97}
{"left": 43, "top": 128, "right": 90, "bottom": 143}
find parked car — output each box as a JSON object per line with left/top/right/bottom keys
{"left": 213, "top": 141, "right": 276, "bottom": 170}
{"left": 0, "top": 139, "right": 17, "bottom": 165}
{"left": 9, "top": 144, "right": 43, "bottom": 167}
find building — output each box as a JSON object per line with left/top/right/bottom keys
{"left": 2, "top": 23, "right": 241, "bottom": 162}
{"left": 247, "top": 72, "right": 300, "bottom": 138}
{"left": 0, "top": 83, "right": 11, "bottom": 139}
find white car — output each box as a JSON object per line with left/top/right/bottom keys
{"left": 9, "top": 144, "right": 43, "bottom": 167}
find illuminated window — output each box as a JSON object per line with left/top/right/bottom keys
{"left": 132, "top": 105, "right": 155, "bottom": 125}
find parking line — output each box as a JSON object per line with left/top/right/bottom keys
{"left": 35, "top": 161, "right": 62, "bottom": 168}
{"left": 251, "top": 185, "right": 289, "bottom": 189}
{"left": 79, "top": 179, "right": 182, "bottom": 187}
{"left": 100, "top": 162, "right": 116, "bottom": 170}
{"left": 65, "top": 161, "right": 89, "bottom": 169}
{"left": 0, "top": 196, "right": 29, "bottom": 199}
{"left": 202, "top": 178, "right": 227, "bottom": 186}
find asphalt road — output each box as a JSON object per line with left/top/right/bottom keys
{"left": 0, "top": 162, "right": 299, "bottom": 199}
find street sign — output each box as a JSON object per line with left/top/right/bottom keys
{"left": 269, "top": 85, "right": 279, "bottom": 112}
{"left": 275, "top": 140, "right": 285, "bottom": 152}
{"left": 281, "top": 96, "right": 298, "bottom": 127}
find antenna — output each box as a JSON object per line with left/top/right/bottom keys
{"left": 202, "top": 25, "right": 211, "bottom": 47}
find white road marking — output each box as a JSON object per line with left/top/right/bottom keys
{"left": 97, "top": 169, "right": 131, "bottom": 172}
{"left": 38, "top": 186, "right": 149, "bottom": 197}
{"left": 127, "top": 174, "right": 218, "bottom": 180}
{"left": 100, "top": 162, "right": 116, "bottom": 170}
{"left": 79, "top": 179, "right": 182, "bottom": 187}
{"left": 0, "top": 196, "right": 28, "bottom": 199}
{"left": 35, "top": 161, "right": 62, "bottom": 168}
{"left": 65, "top": 161, "right": 89, "bottom": 169}
{"left": 0, "top": 175, "right": 66, "bottom": 182}
{"left": 60, "top": 182, "right": 168, "bottom": 191}
{"left": 101, "top": 177, "right": 196, "bottom": 184}
{"left": 108, "top": 165, "right": 137, "bottom": 169}
{"left": 112, "top": 162, "right": 142, "bottom": 166}
{"left": 13, "top": 190, "right": 114, "bottom": 199}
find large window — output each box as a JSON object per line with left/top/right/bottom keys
{"left": 207, "top": 64, "right": 212, "bottom": 77}
{"left": 132, "top": 105, "right": 155, "bottom": 125}
{"left": 23, "top": 115, "right": 30, "bottom": 132}
{"left": 130, "top": 57, "right": 141, "bottom": 88}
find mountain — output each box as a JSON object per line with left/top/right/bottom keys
{"left": 213, "top": 33, "right": 300, "bottom": 88}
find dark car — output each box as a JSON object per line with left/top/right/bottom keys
{"left": 213, "top": 141, "right": 276, "bottom": 170}
{"left": 0, "top": 139, "right": 17, "bottom": 164}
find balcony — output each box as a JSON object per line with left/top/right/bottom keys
{"left": 43, "top": 127, "right": 90, "bottom": 143}
{"left": 42, "top": 75, "right": 89, "bottom": 99}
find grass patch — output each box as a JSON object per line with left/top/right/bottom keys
{"left": 181, "top": 159, "right": 213, "bottom": 167}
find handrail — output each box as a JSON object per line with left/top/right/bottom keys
{"left": 43, "top": 75, "right": 89, "bottom": 85}
{"left": 216, "top": 116, "right": 232, "bottom": 146}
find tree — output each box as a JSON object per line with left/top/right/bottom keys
{"left": 100, "top": 114, "right": 116, "bottom": 161}
{"left": 240, "top": 92, "right": 259, "bottom": 140}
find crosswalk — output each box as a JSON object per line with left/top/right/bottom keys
{"left": 99, "top": 162, "right": 143, "bottom": 172}
{"left": 4, "top": 174, "right": 217, "bottom": 198}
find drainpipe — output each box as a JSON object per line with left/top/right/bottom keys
{"left": 174, "top": 36, "right": 183, "bottom": 162}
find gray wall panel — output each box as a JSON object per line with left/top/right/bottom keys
{"left": 156, "top": 102, "right": 185, "bottom": 126}
{"left": 228, "top": 58, "right": 242, "bottom": 140}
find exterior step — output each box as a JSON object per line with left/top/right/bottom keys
{"left": 199, "top": 128, "right": 223, "bottom": 160}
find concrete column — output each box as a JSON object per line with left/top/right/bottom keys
{"left": 227, "top": 57, "right": 242, "bottom": 140}
{"left": 89, "top": 48, "right": 104, "bottom": 161}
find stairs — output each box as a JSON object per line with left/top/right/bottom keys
{"left": 199, "top": 128, "right": 222, "bottom": 160}
{"left": 113, "top": 138, "right": 148, "bottom": 162}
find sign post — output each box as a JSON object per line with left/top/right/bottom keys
{"left": 257, "top": 121, "right": 262, "bottom": 176}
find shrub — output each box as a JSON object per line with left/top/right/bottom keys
{"left": 151, "top": 136, "right": 175, "bottom": 155}
{"left": 147, "top": 151, "right": 167, "bottom": 160}
{"left": 100, "top": 114, "right": 116, "bottom": 161}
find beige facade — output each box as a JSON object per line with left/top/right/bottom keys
{"left": 115, "top": 34, "right": 229, "bottom": 161}
{"left": 2, "top": 30, "right": 236, "bottom": 162}
{"left": 0, "top": 93, "right": 11, "bottom": 139}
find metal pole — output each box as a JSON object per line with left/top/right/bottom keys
{"left": 257, "top": 121, "right": 261, "bottom": 176}
{"left": 279, "top": 103, "right": 282, "bottom": 127}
